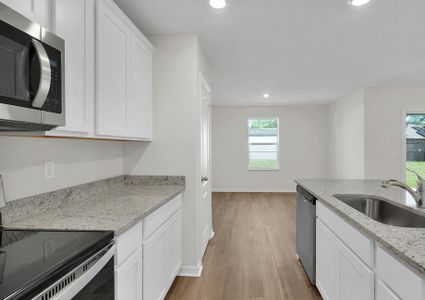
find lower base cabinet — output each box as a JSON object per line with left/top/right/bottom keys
{"left": 316, "top": 219, "right": 374, "bottom": 300}
{"left": 143, "top": 225, "right": 166, "bottom": 300}
{"left": 317, "top": 201, "right": 425, "bottom": 300}
{"left": 114, "top": 194, "right": 182, "bottom": 300}
{"left": 376, "top": 280, "right": 400, "bottom": 300}
{"left": 116, "top": 248, "right": 143, "bottom": 300}
{"left": 143, "top": 197, "right": 182, "bottom": 300}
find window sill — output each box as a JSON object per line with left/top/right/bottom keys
{"left": 248, "top": 168, "right": 280, "bottom": 171}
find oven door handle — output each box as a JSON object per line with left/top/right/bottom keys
{"left": 31, "top": 39, "right": 51, "bottom": 108}
{"left": 54, "top": 244, "right": 115, "bottom": 300}
{"left": 32, "top": 243, "right": 116, "bottom": 300}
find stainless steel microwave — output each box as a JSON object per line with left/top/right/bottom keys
{"left": 0, "top": 3, "right": 65, "bottom": 131}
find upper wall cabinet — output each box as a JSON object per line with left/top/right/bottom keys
{"left": 95, "top": 0, "right": 153, "bottom": 140}
{"left": 3, "top": 0, "right": 154, "bottom": 141}
{"left": 48, "top": 0, "right": 95, "bottom": 136}
{"left": 1, "top": 0, "right": 50, "bottom": 29}
{"left": 129, "top": 33, "right": 153, "bottom": 139}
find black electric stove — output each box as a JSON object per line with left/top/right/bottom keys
{"left": 0, "top": 229, "right": 114, "bottom": 300}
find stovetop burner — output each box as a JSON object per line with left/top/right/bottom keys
{"left": 0, "top": 229, "right": 114, "bottom": 300}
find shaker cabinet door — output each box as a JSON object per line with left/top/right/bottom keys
{"left": 49, "top": 0, "right": 94, "bottom": 135}
{"left": 164, "top": 210, "right": 182, "bottom": 288}
{"left": 143, "top": 225, "right": 166, "bottom": 300}
{"left": 339, "top": 242, "right": 374, "bottom": 300}
{"left": 95, "top": 0, "right": 131, "bottom": 137}
{"left": 316, "top": 219, "right": 338, "bottom": 300}
{"left": 1, "top": 0, "right": 50, "bottom": 28}
{"left": 128, "top": 33, "right": 153, "bottom": 140}
{"left": 115, "top": 248, "right": 143, "bottom": 300}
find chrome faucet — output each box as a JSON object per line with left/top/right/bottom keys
{"left": 381, "top": 169, "right": 424, "bottom": 207}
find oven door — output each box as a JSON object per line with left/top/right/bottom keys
{"left": 32, "top": 244, "right": 116, "bottom": 300}
{"left": 72, "top": 256, "right": 115, "bottom": 300}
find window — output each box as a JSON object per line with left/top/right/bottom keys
{"left": 405, "top": 113, "right": 425, "bottom": 188}
{"left": 248, "top": 118, "right": 279, "bottom": 170}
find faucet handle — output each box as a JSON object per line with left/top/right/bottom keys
{"left": 407, "top": 168, "right": 425, "bottom": 182}
{"left": 407, "top": 169, "right": 425, "bottom": 191}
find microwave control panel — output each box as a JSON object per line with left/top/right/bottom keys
{"left": 42, "top": 44, "right": 62, "bottom": 114}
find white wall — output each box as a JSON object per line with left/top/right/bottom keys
{"left": 0, "top": 137, "right": 124, "bottom": 201}
{"left": 124, "top": 34, "right": 206, "bottom": 274}
{"left": 364, "top": 88, "right": 425, "bottom": 180}
{"left": 211, "top": 105, "right": 329, "bottom": 192}
{"left": 328, "top": 90, "right": 365, "bottom": 179}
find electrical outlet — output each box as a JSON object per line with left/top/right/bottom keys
{"left": 44, "top": 160, "right": 55, "bottom": 179}
{"left": 116, "top": 155, "right": 123, "bottom": 170}
{"left": 43, "top": 238, "right": 55, "bottom": 260}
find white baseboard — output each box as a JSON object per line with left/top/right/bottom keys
{"left": 177, "top": 264, "right": 203, "bottom": 277}
{"left": 212, "top": 187, "right": 295, "bottom": 193}
{"left": 210, "top": 230, "right": 215, "bottom": 239}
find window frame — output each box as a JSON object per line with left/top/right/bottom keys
{"left": 247, "top": 117, "right": 280, "bottom": 171}
{"left": 402, "top": 110, "right": 425, "bottom": 191}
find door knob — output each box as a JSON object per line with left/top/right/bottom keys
{"left": 201, "top": 176, "right": 209, "bottom": 182}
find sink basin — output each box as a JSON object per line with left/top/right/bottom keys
{"left": 333, "top": 194, "right": 425, "bottom": 228}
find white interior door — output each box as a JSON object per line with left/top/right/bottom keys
{"left": 200, "top": 75, "right": 212, "bottom": 259}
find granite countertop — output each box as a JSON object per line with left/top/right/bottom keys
{"left": 2, "top": 176, "right": 185, "bottom": 235}
{"left": 295, "top": 179, "right": 425, "bottom": 276}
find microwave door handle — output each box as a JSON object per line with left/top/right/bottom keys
{"left": 31, "top": 39, "right": 51, "bottom": 108}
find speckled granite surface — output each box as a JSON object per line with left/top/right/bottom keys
{"left": 2, "top": 175, "right": 185, "bottom": 235}
{"left": 295, "top": 179, "right": 425, "bottom": 276}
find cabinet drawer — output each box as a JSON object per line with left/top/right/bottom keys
{"left": 376, "top": 246, "right": 424, "bottom": 300}
{"left": 116, "top": 220, "right": 143, "bottom": 266}
{"left": 143, "top": 194, "right": 182, "bottom": 240}
{"left": 317, "top": 202, "right": 374, "bottom": 267}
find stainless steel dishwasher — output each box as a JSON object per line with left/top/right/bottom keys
{"left": 296, "top": 185, "right": 317, "bottom": 284}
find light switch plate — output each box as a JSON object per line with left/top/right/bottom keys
{"left": 44, "top": 160, "right": 55, "bottom": 179}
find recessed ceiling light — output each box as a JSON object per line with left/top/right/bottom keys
{"left": 209, "top": 0, "right": 227, "bottom": 9}
{"left": 349, "top": 0, "right": 371, "bottom": 6}
{"left": 263, "top": 93, "right": 270, "bottom": 99}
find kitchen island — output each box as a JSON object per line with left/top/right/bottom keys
{"left": 296, "top": 179, "right": 425, "bottom": 300}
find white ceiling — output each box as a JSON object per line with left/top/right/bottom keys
{"left": 115, "top": 0, "right": 425, "bottom": 105}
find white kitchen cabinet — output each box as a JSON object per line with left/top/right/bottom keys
{"left": 115, "top": 247, "right": 143, "bottom": 300}
{"left": 128, "top": 32, "right": 153, "bottom": 140}
{"left": 376, "top": 246, "right": 425, "bottom": 300}
{"left": 114, "top": 194, "right": 182, "bottom": 300}
{"left": 316, "top": 219, "right": 338, "bottom": 300}
{"left": 317, "top": 206, "right": 374, "bottom": 300}
{"left": 95, "top": 0, "right": 130, "bottom": 137}
{"left": 1, "top": 0, "right": 50, "bottom": 28}
{"left": 143, "top": 195, "right": 182, "bottom": 300}
{"left": 376, "top": 280, "right": 401, "bottom": 300}
{"left": 164, "top": 209, "right": 182, "bottom": 288}
{"left": 316, "top": 201, "right": 424, "bottom": 300}
{"left": 338, "top": 240, "right": 374, "bottom": 300}
{"left": 115, "top": 220, "right": 143, "bottom": 300}
{"left": 95, "top": 0, "right": 153, "bottom": 140}
{"left": 143, "top": 223, "right": 166, "bottom": 300}
{"left": 47, "top": 0, "right": 94, "bottom": 136}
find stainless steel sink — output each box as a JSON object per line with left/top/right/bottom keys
{"left": 333, "top": 194, "right": 425, "bottom": 228}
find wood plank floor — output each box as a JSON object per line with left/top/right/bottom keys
{"left": 166, "top": 192, "right": 322, "bottom": 300}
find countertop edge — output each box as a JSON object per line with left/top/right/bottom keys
{"left": 113, "top": 186, "right": 185, "bottom": 235}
